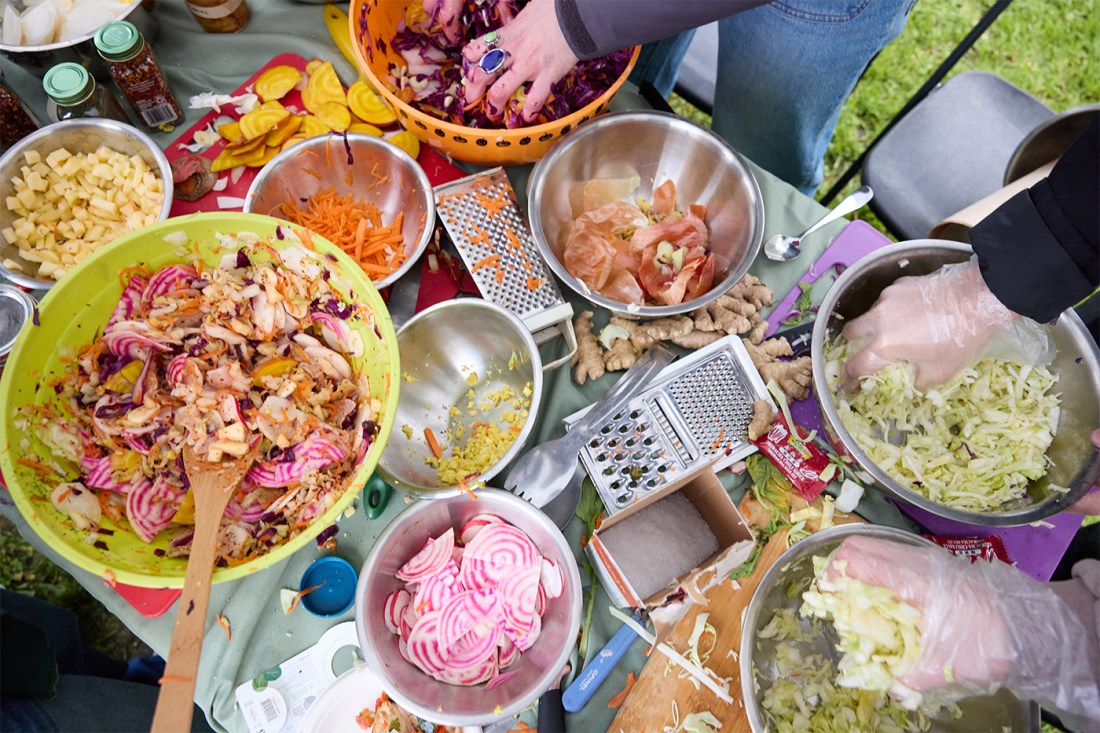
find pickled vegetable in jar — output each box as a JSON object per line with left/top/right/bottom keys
{"left": 0, "top": 82, "right": 38, "bottom": 152}
{"left": 94, "top": 21, "right": 183, "bottom": 131}
{"left": 185, "top": 0, "right": 250, "bottom": 33}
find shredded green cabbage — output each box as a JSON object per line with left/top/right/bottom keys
{"left": 825, "top": 338, "right": 1063, "bottom": 512}
{"left": 801, "top": 556, "right": 924, "bottom": 709}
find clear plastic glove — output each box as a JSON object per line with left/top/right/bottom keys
{"left": 842, "top": 261, "right": 1020, "bottom": 391}
{"left": 826, "top": 536, "right": 1100, "bottom": 723}
{"left": 457, "top": 0, "right": 579, "bottom": 123}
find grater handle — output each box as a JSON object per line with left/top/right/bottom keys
{"left": 569, "top": 345, "right": 675, "bottom": 439}
{"left": 540, "top": 318, "right": 578, "bottom": 371}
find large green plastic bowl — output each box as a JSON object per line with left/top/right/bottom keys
{"left": 0, "top": 213, "right": 400, "bottom": 588}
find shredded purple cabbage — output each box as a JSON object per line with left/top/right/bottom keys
{"left": 235, "top": 251, "right": 251, "bottom": 269}
{"left": 315, "top": 524, "right": 338, "bottom": 547}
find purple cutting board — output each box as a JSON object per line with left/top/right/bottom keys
{"left": 777, "top": 220, "right": 1083, "bottom": 582}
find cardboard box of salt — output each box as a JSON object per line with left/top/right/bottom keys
{"left": 585, "top": 463, "right": 756, "bottom": 623}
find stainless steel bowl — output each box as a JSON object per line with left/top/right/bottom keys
{"left": 0, "top": 118, "right": 173, "bottom": 290}
{"left": 244, "top": 133, "right": 434, "bottom": 289}
{"left": 376, "top": 300, "right": 542, "bottom": 498}
{"left": 741, "top": 525, "right": 1037, "bottom": 732}
{"left": 811, "top": 240, "right": 1100, "bottom": 526}
{"left": 355, "top": 489, "right": 582, "bottom": 727}
{"left": 527, "top": 110, "right": 764, "bottom": 319}
{"left": 0, "top": 1, "right": 154, "bottom": 77}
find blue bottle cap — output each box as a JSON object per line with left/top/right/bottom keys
{"left": 299, "top": 556, "right": 358, "bottom": 617}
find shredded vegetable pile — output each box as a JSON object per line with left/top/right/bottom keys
{"left": 825, "top": 338, "right": 1063, "bottom": 512}
{"left": 801, "top": 556, "right": 925, "bottom": 709}
{"left": 757, "top": 607, "right": 939, "bottom": 733}
{"left": 23, "top": 229, "right": 383, "bottom": 564}
{"left": 384, "top": 513, "right": 564, "bottom": 687}
{"left": 384, "top": 0, "right": 633, "bottom": 129}
{"left": 273, "top": 188, "right": 408, "bottom": 282}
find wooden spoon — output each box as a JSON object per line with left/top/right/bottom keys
{"left": 151, "top": 443, "right": 259, "bottom": 733}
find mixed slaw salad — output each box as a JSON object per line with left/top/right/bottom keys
{"left": 21, "top": 229, "right": 383, "bottom": 564}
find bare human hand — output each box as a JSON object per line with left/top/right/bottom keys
{"left": 422, "top": 0, "right": 465, "bottom": 44}
{"left": 459, "top": 0, "right": 579, "bottom": 122}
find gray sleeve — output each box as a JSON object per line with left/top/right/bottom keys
{"left": 555, "top": 0, "right": 771, "bottom": 59}
{"left": 1047, "top": 559, "right": 1100, "bottom": 731}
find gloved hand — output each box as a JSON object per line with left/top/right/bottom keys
{"left": 842, "top": 261, "right": 1017, "bottom": 390}
{"left": 825, "top": 536, "right": 1100, "bottom": 723}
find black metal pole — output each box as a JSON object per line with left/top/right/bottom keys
{"left": 819, "top": 0, "right": 1015, "bottom": 206}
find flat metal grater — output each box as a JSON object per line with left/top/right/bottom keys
{"left": 562, "top": 336, "right": 772, "bottom": 515}
{"left": 433, "top": 167, "right": 576, "bottom": 369}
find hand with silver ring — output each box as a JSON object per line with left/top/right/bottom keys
{"left": 421, "top": 0, "right": 464, "bottom": 44}
{"left": 459, "top": 0, "right": 580, "bottom": 123}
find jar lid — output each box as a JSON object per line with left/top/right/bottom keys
{"left": 0, "top": 285, "right": 37, "bottom": 358}
{"left": 43, "top": 63, "right": 92, "bottom": 106}
{"left": 298, "top": 556, "right": 358, "bottom": 617}
{"left": 94, "top": 21, "right": 142, "bottom": 62}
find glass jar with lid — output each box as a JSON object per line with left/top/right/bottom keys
{"left": 1, "top": 69, "right": 39, "bottom": 152}
{"left": 94, "top": 21, "right": 184, "bottom": 131}
{"left": 42, "top": 63, "right": 129, "bottom": 124}
{"left": 185, "top": 0, "right": 251, "bottom": 33}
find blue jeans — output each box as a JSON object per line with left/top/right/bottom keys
{"left": 630, "top": 0, "right": 917, "bottom": 196}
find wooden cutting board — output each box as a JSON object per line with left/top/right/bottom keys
{"left": 609, "top": 497, "right": 863, "bottom": 733}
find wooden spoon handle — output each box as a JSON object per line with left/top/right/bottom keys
{"left": 150, "top": 515, "right": 221, "bottom": 733}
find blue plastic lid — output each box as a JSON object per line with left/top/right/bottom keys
{"left": 299, "top": 556, "right": 358, "bottom": 617}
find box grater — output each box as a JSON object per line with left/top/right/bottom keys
{"left": 562, "top": 335, "right": 772, "bottom": 515}
{"left": 433, "top": 168, "right": 576, "bottom": 369}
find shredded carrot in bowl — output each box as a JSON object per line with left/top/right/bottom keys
{"left": 274, "top": 188, "right": 408, "bottom": 281}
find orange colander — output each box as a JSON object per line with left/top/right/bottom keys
{"left": 348, "top": 0, "right": 639, "bottom": 166}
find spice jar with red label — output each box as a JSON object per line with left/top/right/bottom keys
{"left": 94, "top": 21, "right": 184, "bottom": 131}
{"left": 185, "top": 0, "right": 251, "bottom": 33}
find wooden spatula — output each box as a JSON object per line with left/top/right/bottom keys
{"left": 151, "top": 443, "right": 259, "bottom": 733}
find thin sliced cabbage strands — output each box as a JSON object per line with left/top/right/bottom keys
{"left": 825, "top": 339, "right": 1061, "bottom": 512}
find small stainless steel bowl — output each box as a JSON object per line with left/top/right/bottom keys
{"left": 527, "top": 110, "right": 764, "bottom": 319}
{"left": 741, "top": 524, "right": 1037, "bottom": 732}
{"left": 0, "top": 118, "right": 173, "bottom": 290}
{"left": 376, "top": 300, "right": 542, "bottom": 498}
{"left": 355, "top": 488, "right": 582, "bottom": 727}
{"left": 811, "top": 240, "right": 1100, "bottom": 526}
{"left": 0, "top": 0, "right": 154, "bottom": 77}
{"left": 244, "top": 133, "right": 434, "bottom": 290}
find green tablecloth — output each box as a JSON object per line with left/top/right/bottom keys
{"left": 0, "top": 3, "right": 912, "bottom": 731}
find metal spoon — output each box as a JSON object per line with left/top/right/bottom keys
{"left": 763, "top": 185, "right": 874, "bottom": 262}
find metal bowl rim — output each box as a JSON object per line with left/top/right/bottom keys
{"left": 810, "top": 238, "right": 1100, "bottom": 525}
{"left": 376, "top": 299, "right": 544, "bottom": 498}
{"left": 0, "top": 0, "right": 145, "bottom": 53}
{"left": 527, "top": 109, "right": 765, "bottom": 319}
{"left": 0, "top": 118, "right": 173, "bottom": 291}
{"left": 353, "top": 488, "right": 582, "bottom": 726}
{"left": 243, "top": 133, "right": 436, "bottom": 289}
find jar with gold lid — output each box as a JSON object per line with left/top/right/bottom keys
{"left": 185, "top": 0, "right": 251, "bottom": 33}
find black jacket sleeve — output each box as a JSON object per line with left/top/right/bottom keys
{"left": 556, "top": 0, "right": 770, "bottom": 60}
{"left": 971, "top": 117, "right": 1099, "bottom": 323}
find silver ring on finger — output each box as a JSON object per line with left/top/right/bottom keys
{"left": 478, "top": 48, "right": 510, "bottom": 75}
{"left": 481, "top": 31, "right": 500, "bottom": 49}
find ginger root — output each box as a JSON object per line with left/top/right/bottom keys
{"left": 572, "top": 310, "right": 605, "bottom": 385}
{"left": 747, "top": 399, "right": 776, "bottom": 441}
{"left": 743, "top": 336, "right": 813, "bottom": 401}
{"left": 630, "top": 316, "right": 694, "bottom": 349}
{"left": 604, "top": 338, "right": 639, "bottom": 371}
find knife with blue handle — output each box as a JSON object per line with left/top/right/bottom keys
{"left": 562, "top": 616, "right": 643, "bottom": 713}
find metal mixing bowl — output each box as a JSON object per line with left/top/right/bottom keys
{"left": 811, "top": 240, "right": 1100, "bottom": 526}
{"left": 0, "top": 0, "right": 154, "bottom": 76}
{"left": 244, "top": 133, "right": 434, "bottom": 289}
{"left": 355, "top": 489, "right": 582, "bottom": 727}
{"left": 741, "top": 525, "right": 1037, "bottom": 732}
{"left": 376, "top": 300, "right": 543, "bottom": 498}
{"left": 527, "top": 110, "right": 764, "bottom": 319}
{"left": 0, "top": 118, "right": 173, "bottom": 290}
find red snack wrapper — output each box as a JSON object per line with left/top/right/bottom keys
{"left": 924, "top": 534, "right": 1011, "bottom": 565}
{"left": 751, "top": 413, "right": 832, "bottom": 501}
